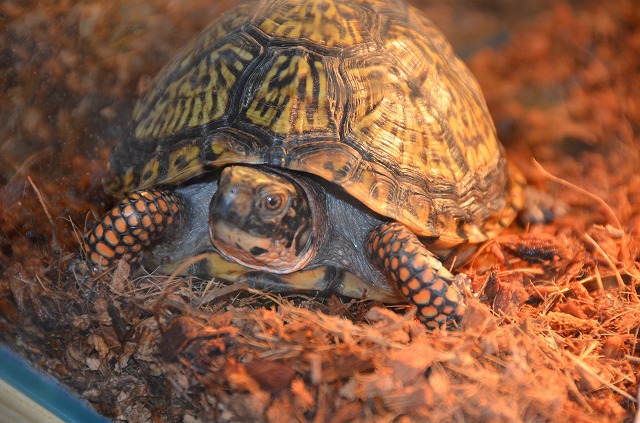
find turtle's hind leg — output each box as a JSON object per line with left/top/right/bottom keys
{"left": 367, "top": 222, "right": 466, "bottom": 328}
{"left": 81, "top": 190, "right": 184, "bottom": 272}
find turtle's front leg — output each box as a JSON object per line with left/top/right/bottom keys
{"left": 81, "top": 190, "right": 184, "bottom": 272}
{"left": 367, "top": 222, "right": 466, "bottom": 328}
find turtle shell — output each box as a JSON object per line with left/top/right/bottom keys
{"left": 109, "top": 0, "right": 523, "bottom": 246}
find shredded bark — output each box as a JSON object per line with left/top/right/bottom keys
{"left": 1, "top": 0, "right": 638, "bottom": 421}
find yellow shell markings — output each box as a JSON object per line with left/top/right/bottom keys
{"left": 257, "top": 0, "right": 363, "bottom": 47}
{"left": 113, "top": 167, "right": 136, "bottom": 195}
{"left": 134, "top": 40, "right": 259, "bottom": 141}
{"left": 132, "top": 1, "right": 258, "bottom": 129}
{"left": 315, "top": 3, "right": 511, "bottom": 241}
{"left": 245, "top": 52, "right": 334, "bottom": 135}
{"left": 110, "top": 0, "right": 518, "bottom": 244}
{"left": 165, "top": 145, "right": 204, "bottom": 182}
{"left": 335, "top": 56, "right": 454, "bottom": 235}
{"left": 383, "top": 13, "right": 501, "bottom": 181}
{"left": 409, "top": 12, "right": 501, "bottom": 172}
{"left": 139, "top": 159, "right": 160, "bottom": 187}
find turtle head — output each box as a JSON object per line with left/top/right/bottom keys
{"left": 209, "top": 165, "right": 318, "bottom": 273}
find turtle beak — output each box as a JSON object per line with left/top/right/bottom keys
{"left": 210, "top": 166, "right": 253, "bottom": 222}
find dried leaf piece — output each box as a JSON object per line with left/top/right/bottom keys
{"left": 389, "top": 339, "right": 434, "bottom": 384}
{"left": 265, "top": 396, "right": 293, "bottom": 423}
{"left": 110, "top": 259, "right": 130, "bottom": 294}
{"left": 245, "top": 358, "right": 296, "bottom": 391}
{"left": 225, "top": 364, "right": 271, "bottom": 418}
{"left": 381, "top": 384, "right": 435, "bottom": 414}
{"left": 602, "top": 335, "right": 625, "bottom": 359}
{"left": 330, "top": 402, "right": 362, "bottom": 423}
{"left": 159, "top": 316, "right": 201, "bottom": 361}
{"left": 501, "top": 233, "right": 565, "bottom": 263}
{"left": 462, "top": 299, "right": 498, "bottom": 332}
{"left": 290, "top": 377, "right": 314, "bottom": 411}
{"left": 484, "top": 270, "right": 529, "bottom": 315}
{"left": 88, "top": 333, "right": 109, "bottom": 359}
{"left": 559, "top": 298, "right": 590, "bottom": 319}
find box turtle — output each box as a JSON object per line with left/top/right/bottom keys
{"left": 81, "top": 0, "right": 524, "bottom": 328}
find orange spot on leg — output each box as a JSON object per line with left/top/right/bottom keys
{"left": 398, "top": 267, "right": 410, "bottom": 283}
{"left": 90, "top": 252, "right": 102, "bottom": 266}
{"left": 135, "top": 201, "right": 147, "bottom": 213}
{"left": 95, "top": 242, "right": 115, "bottom": 259}
{"left": 420, "top": 306, "right": 438, "bottom": 319}
{"left": 114, "top": 217, "right": 127, "bottom": 233}
{"left": 407, "top": 278, "right": 421, "bottom": 291}
{"left": 122, "top": 205, "right": 135, "bottom": 217}
{"left": 104, "top": 229, "right": 119, "bottom": 246}
{"left": 412, "top": 289, "right": 431, "bottom": 306}
{"left": 141, "top": 214, "right": 152, "bottom": 228}
{"left": 157, "top": 199, "right": 169, "bottom": 213}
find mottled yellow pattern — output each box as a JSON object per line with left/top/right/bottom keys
{"left": 139, "top": 159, "right": 160, "bottom": 186}
{"left": 258, "top": 0, "right": 363, "bottom": 46}
{"left": 246, "top": 53, "right": 332, "bottom": 134}
{"left": 166, "top": 145, "right": 203, "bottom": 182}
{"left": 114, "top": 0, "right": 520, "bottom": 244}
{"left": 134, "top": 40, "right": 258, "bottom": 140}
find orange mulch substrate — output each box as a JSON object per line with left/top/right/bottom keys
{"left": 0, "top": 0, "right": 638, "bottom": 421}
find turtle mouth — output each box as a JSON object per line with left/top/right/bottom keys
{"left": 209, "top": 219, "right": 312, "bottom": 273}
{"left": 208, "top": 165, "right": 317, "bottom": 273}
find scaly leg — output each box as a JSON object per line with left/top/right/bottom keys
{"left": 81, "top": 190, "right": 183, "bottom": 272}
{"left": 367, "top": 222, "right": 466, "bottom": 328}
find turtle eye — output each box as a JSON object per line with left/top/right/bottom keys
{"left": 264, "top": 195, "right": 283, "bottom": 210}
{"left": 259, "top": 191, "right": 287, "bottom": 213}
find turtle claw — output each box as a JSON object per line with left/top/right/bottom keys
{"left": 452, "top": 272, "right": 472, "bottom": 293}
